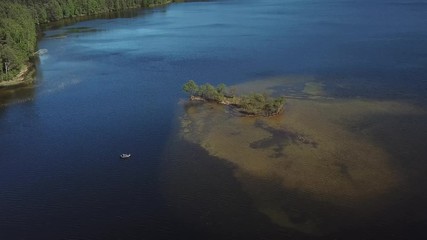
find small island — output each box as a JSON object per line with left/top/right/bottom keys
{"left": 182, "top": 80, "right": 285, "bottom": 117}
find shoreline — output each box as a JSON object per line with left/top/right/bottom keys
{"left": 0, "top": 65, "right": 35, "bottom": 88}
{"left": 0, "top": 0, "right": 176, "bottom": 88}
{"left": 183, "top": 81, "right": 285, "bottom": 117}
{"left": 188, "top": 95, "right": 285, "bottom": 117}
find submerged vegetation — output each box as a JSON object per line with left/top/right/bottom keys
{"left": 183, "top": 80, "right": 285, "bottom": 117}
{"left": 0, "top": 0, "right": 174, "bottom": 83}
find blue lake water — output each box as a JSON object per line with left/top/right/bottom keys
{"left": 1, "top": 0, "right": 427, "bottom": 239}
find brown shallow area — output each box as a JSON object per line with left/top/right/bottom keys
{"left": 178, "top": 76, "right": 426, "bottom": 234}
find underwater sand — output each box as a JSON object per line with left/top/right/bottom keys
{"left": 178, "top": 76, "right": 426, "bottom": 234}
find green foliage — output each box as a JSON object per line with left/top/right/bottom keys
{"left": 182, "top": 80, "right": 226, "bottom": 102}
{"left": 183, "top": 80, "right": 199, "bottom": 96}
{"left": 240, "top": 93, "right": 285, "bottom": 116}
{"left": 198, "top": 83, "right": 224, "bottom": 102}
{"left": 182, "top": 80, "right": 285, "bottom": 116}
{"left": 0, "top": 0, "right": 173, "bottom": 81}
{"left": 10, "top": 0, "right": 172, "bottom": 24}
{"left": 216, "top": 83, "right": 226, "bottom": 95}
{"left": 0, "top": 2, "right": 36, "bottom": 80}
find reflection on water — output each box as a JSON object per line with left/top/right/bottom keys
{"left": 40, "top": 78, "right": 82, "bottom": 95}
{"left": 1, "top": 0, "right": 427, "bottom": 238}
{"left": 45, "top": 27, "right": 103, "bottom": 39}
{"left": 0, "top": 65, "right": 81, "bottom": 109}
{"left": 0, "top": 84, "right": 36, "bottom": 108}
{"left": 178, "top": 76, "right": 426, "bottom": 235}
{"left": 230, "top": 76, "right": 333, "bottom": 100}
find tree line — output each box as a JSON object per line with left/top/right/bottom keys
{"left": 0, "top": 0, "right": 173, "bottom": 82}
{"left": 183, "top": 80, "right": 286, "bottom": 117}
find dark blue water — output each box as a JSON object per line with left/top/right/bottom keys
{"left": 1, "top": 0, "right": 427, "bottom": 239}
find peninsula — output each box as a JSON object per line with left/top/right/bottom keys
{"left": 183, "top": 80, "right": 285, "bottom": 117}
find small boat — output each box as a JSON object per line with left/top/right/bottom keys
{"left": 120, "top": 153, "right": 131, "bottom": 159}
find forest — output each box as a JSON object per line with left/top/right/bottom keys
{"left": 183, "top": 80, "right": 286, "bottom": 117}
{"left": 0, "top": 0, "right": 173, "bottom": 82}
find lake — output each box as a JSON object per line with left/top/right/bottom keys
{"left": 1, "top": 0, "right": 427, "bottom": 239}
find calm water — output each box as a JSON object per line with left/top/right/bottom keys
{"left": 1, "top": 0, "right": 427, "bottom": 239}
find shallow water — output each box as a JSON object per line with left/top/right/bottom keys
{"left": 1, "top": 0, "right": 427, "bottom": 239}
{"left": 179, "top": 77, "right": 427, "bottom": 235}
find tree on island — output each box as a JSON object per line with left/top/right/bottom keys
{"left": 182, "top": 80, "right": 285, "bottom": 117}
{"left": 183, "top": 80, "right": 229, "bottom": 102}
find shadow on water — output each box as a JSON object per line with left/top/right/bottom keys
{"left": 339, "top": 110, "right": 427, "bottom": 238}
{"left": 250, "top": 120, "right": 318, "bottom": 158}
{"left": 161, "top": 133, "right": 308, "bottom": 240}
{"left": 1, "top": 0, "right": 427, "bottom": 238}
{"left": 41, "top": 8, "right": 144, "bottom": 31}
{"left": 0, "top": 56, "right": 41, "bottom": 111}
{"left": 0, "top": 82, "right": 37, "bottom": 111}
{"left": 39, "top": 3, "right": 178, "bottom": 39}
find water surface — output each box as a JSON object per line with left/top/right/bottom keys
{"left": 1, "top": 0, "right": 427, "bottom": 239}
